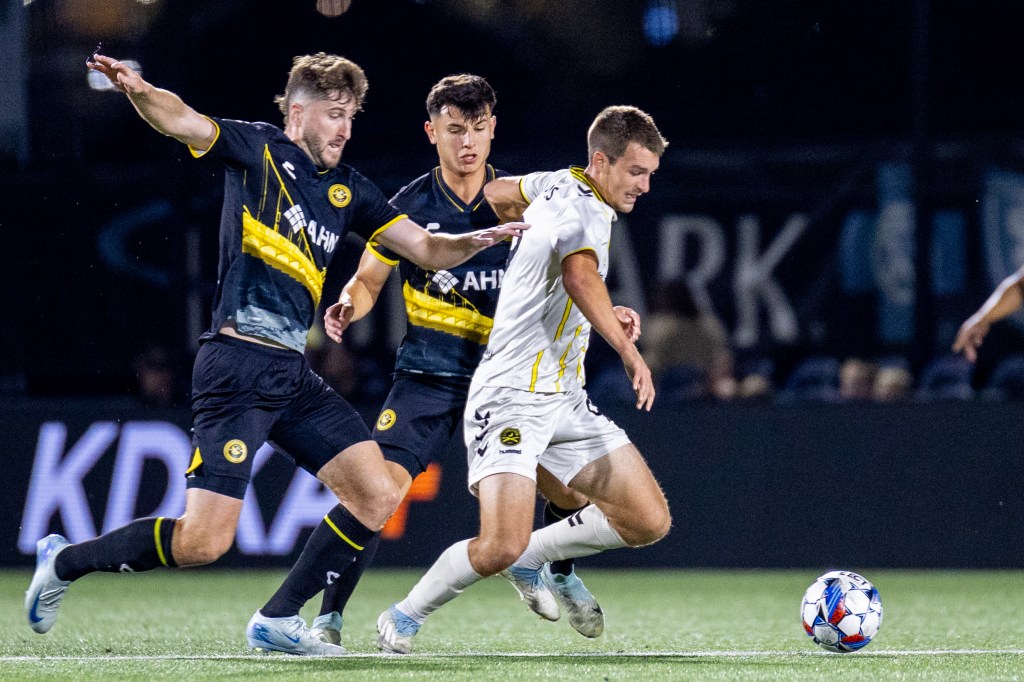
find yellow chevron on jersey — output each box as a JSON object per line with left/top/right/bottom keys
{"left": 403, "top": 281, "right": 493, "bottom": 344}
{"left": 241, "top": 210, "right": 326, "bottom": 305}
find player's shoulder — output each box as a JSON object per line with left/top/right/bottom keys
{"left": 213, "top": 118, "right": 285, "bottom": 140}
{"left": 391, "top": 170, "right": 434, "bottom": 201}
{"left": 328, "top": 163, "right": 385, "bottom": 192}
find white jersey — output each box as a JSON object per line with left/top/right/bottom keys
{"left": 472, "top": 167, "right": 617, "bottom": 393}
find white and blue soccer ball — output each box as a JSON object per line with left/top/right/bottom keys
{"left": 800, "top": 570, "right": 883, "bottom": 652}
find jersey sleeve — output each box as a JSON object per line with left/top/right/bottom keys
{"left": 363, "top": 184, "right": 414, "bottom": 266}
{"left": 365, "top": 234, "right": 400, "bottom": 266}
{"left": 519, "top": 171, "right": 554, "bottom": 203}
{"left": 188, "top": 117, "right": 274, "bottom": 167}
{"left": 551, "top": 204, "right": 604, "bottom": 262}
{"left": 348, "top": 171, "right": 406, "bottom": 244}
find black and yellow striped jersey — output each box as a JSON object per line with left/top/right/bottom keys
{"left": 369, "top": 165, "right": 509, "bottom": 379}
{"left": 192, "top": 118, "right": 405, "bottom": 352}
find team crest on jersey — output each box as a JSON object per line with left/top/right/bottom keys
{"left": 328, "top": 184, "right": 352, "bottom": 208}
{"left": 499, "top": 428, "right": 521, "bottom": 445}
{"left": 223, "top": 439, "right": 248, "bottom": 464}
{"left": 376, "top": 409, "right": 397, "bottom": 431}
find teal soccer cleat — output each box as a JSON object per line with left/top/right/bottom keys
{"left": 376, "top": 605, "right": 420, "bottom": 655}
{"left": 500, "top": 564, "right": 560, "bottom": 622}
{"left": 310, "top": 611, "right": 343, "bottom": 645}
{"left": 542, "top": 564, "right": 605, "bottom": 637}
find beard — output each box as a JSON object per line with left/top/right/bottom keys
{"left": 303, "top": 129, "right": 341, "bottom": 169}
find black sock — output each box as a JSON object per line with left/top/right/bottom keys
{"left": 318, "top": 532, "right": 381, "bottom": 618}
{"left": 544, "top": 502, "right": 587, "bottom": 576}
{"left": 261, "top": 505, "right": 376, "bottom": 618}
{"left": 54, "top": 517, "right": 177, "bottom": 582}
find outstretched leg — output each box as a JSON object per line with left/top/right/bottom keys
{"left": 26, "top": 488, "right": 241, "bottom": 634}
{"left": 377, "top": 472, "right": 537, "bottom": 654}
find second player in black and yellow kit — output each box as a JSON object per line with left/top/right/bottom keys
{"left": 302, "top": 75, "right": 605, "bottom": 646}
{"left": 25, "top": 53, "right": 525, "bottom": 655}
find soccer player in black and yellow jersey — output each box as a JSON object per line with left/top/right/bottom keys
{"left": 23, "top": 52, "right": 525, "bottom": 656}
{"left": 278, "top": 75, "right": 608, "bottom": 645}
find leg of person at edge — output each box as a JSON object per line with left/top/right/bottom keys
{"left": 24, "top": 51, "right": 526, "bottom": 657}
{"left": 253, "top": 74, "right": 609, "bottom": 646}
{"left": 376, "top": 105, "right": 673, "bottom": 654}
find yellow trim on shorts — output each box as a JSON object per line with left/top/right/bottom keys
{"left": 325, "top": 515, "right": 364, "bottom": 551}
{"left": 154, "top": 517, "right": 170, "bottom": 567}
{"left": 186, "top": 447, "right": 202, "bottom": 474}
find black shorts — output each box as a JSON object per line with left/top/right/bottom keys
{"left": 186, "top": 334, "right": 371, "bottom": 499}
{"left": 372, "top": 374, "right": 469, "bottom": 478}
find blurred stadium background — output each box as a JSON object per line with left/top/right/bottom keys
{"left": 5, "top": 0, "right": 1024, "bottom": 571}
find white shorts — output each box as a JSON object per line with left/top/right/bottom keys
{"left": 463, "top": 383, "right": 631, "bottom": 495}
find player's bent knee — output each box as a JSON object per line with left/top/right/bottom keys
{"left": 619, "top": 507, "right": 672, "bottom": 548}
{"left": 344, "top": 479, "right": 402, "bottom": 529}
{"left": 174, "top": 532, "right": 233, "bottom": 567}
{"left": 470, "top": 537, "right": 526, "bottom": 577}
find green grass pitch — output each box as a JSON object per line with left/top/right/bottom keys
{"left": 4, "top": 568, "right": 1024, "bottom": 680}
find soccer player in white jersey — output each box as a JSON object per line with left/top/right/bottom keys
{"left": 377, "top": 106, "right": 672, "bottom": 654}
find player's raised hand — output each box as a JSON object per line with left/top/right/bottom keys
{"left": 472, "top": 222, "right": 529, "bottom": 244}
{"left": 952, "top": 316, "right": 990, "bottom": 363}
{"left": 86, "top": 54, "right": 146, "bottom": 95}
{"left": 613, "top": 306, "right": 641, "bottom": 343}
{"left": 324, "top": 299, "right": 356, "bottom": 343}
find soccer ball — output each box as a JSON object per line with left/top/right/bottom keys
{"left": 800, "top": 570, "right": 883, "bottom": 652}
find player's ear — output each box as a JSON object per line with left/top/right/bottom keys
{"left": 424, "top": 120, "right": 438, "bottom": 145}
{"left": 490, "top": 115, "right": 496, "bottom": 139}
{"left": 288, "top": 101, "right": 304, "bottom": 129}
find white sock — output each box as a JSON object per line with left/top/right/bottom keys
{"left": 515, "top": 504, "right": 626, "bottom": 570}
{"left": 396, "top": 539, "right": 481, "bottom": 622}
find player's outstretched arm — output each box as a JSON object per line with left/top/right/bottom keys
{"left": 483, "top": 176, "right": 530, "bottom": 223}
{"left": 324, "top": 248, "right": 394, "bottom": 343}
{"left": 374, "top": 217, "right": 528, "bottom": 271}
{"left": 87, "top": 54, "right": 216, "bottom": 152}
{"left": 562, "top": 252, "right": 655, "bottom": 411}
{"left": 953, "top": 265, "right": 1024, "bottom": 362}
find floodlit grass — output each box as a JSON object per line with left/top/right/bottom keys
{"left": 4, "top": 568, "right": 1024, "bottom": 680}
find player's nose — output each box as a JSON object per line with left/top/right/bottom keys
{"left": 337, "top": 118, "right": 352, "bottom": 140}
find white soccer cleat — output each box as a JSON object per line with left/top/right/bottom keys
{"left": 246, "top": 610, "right": 346, "bottom": 656}
{"left": 310, "top": 611, "right": 343, "bottom": 646}
{"left": 542, "top": 564, "right": 605, "bottom": 638}
{"left": 25, "top": 534, "right": 71, "bottom": 634}
{"left": 376, "top": 605, "right": 420, "bottom": 655}
{"left": 500, "top": 564, "right": 560, "bottom": 622}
